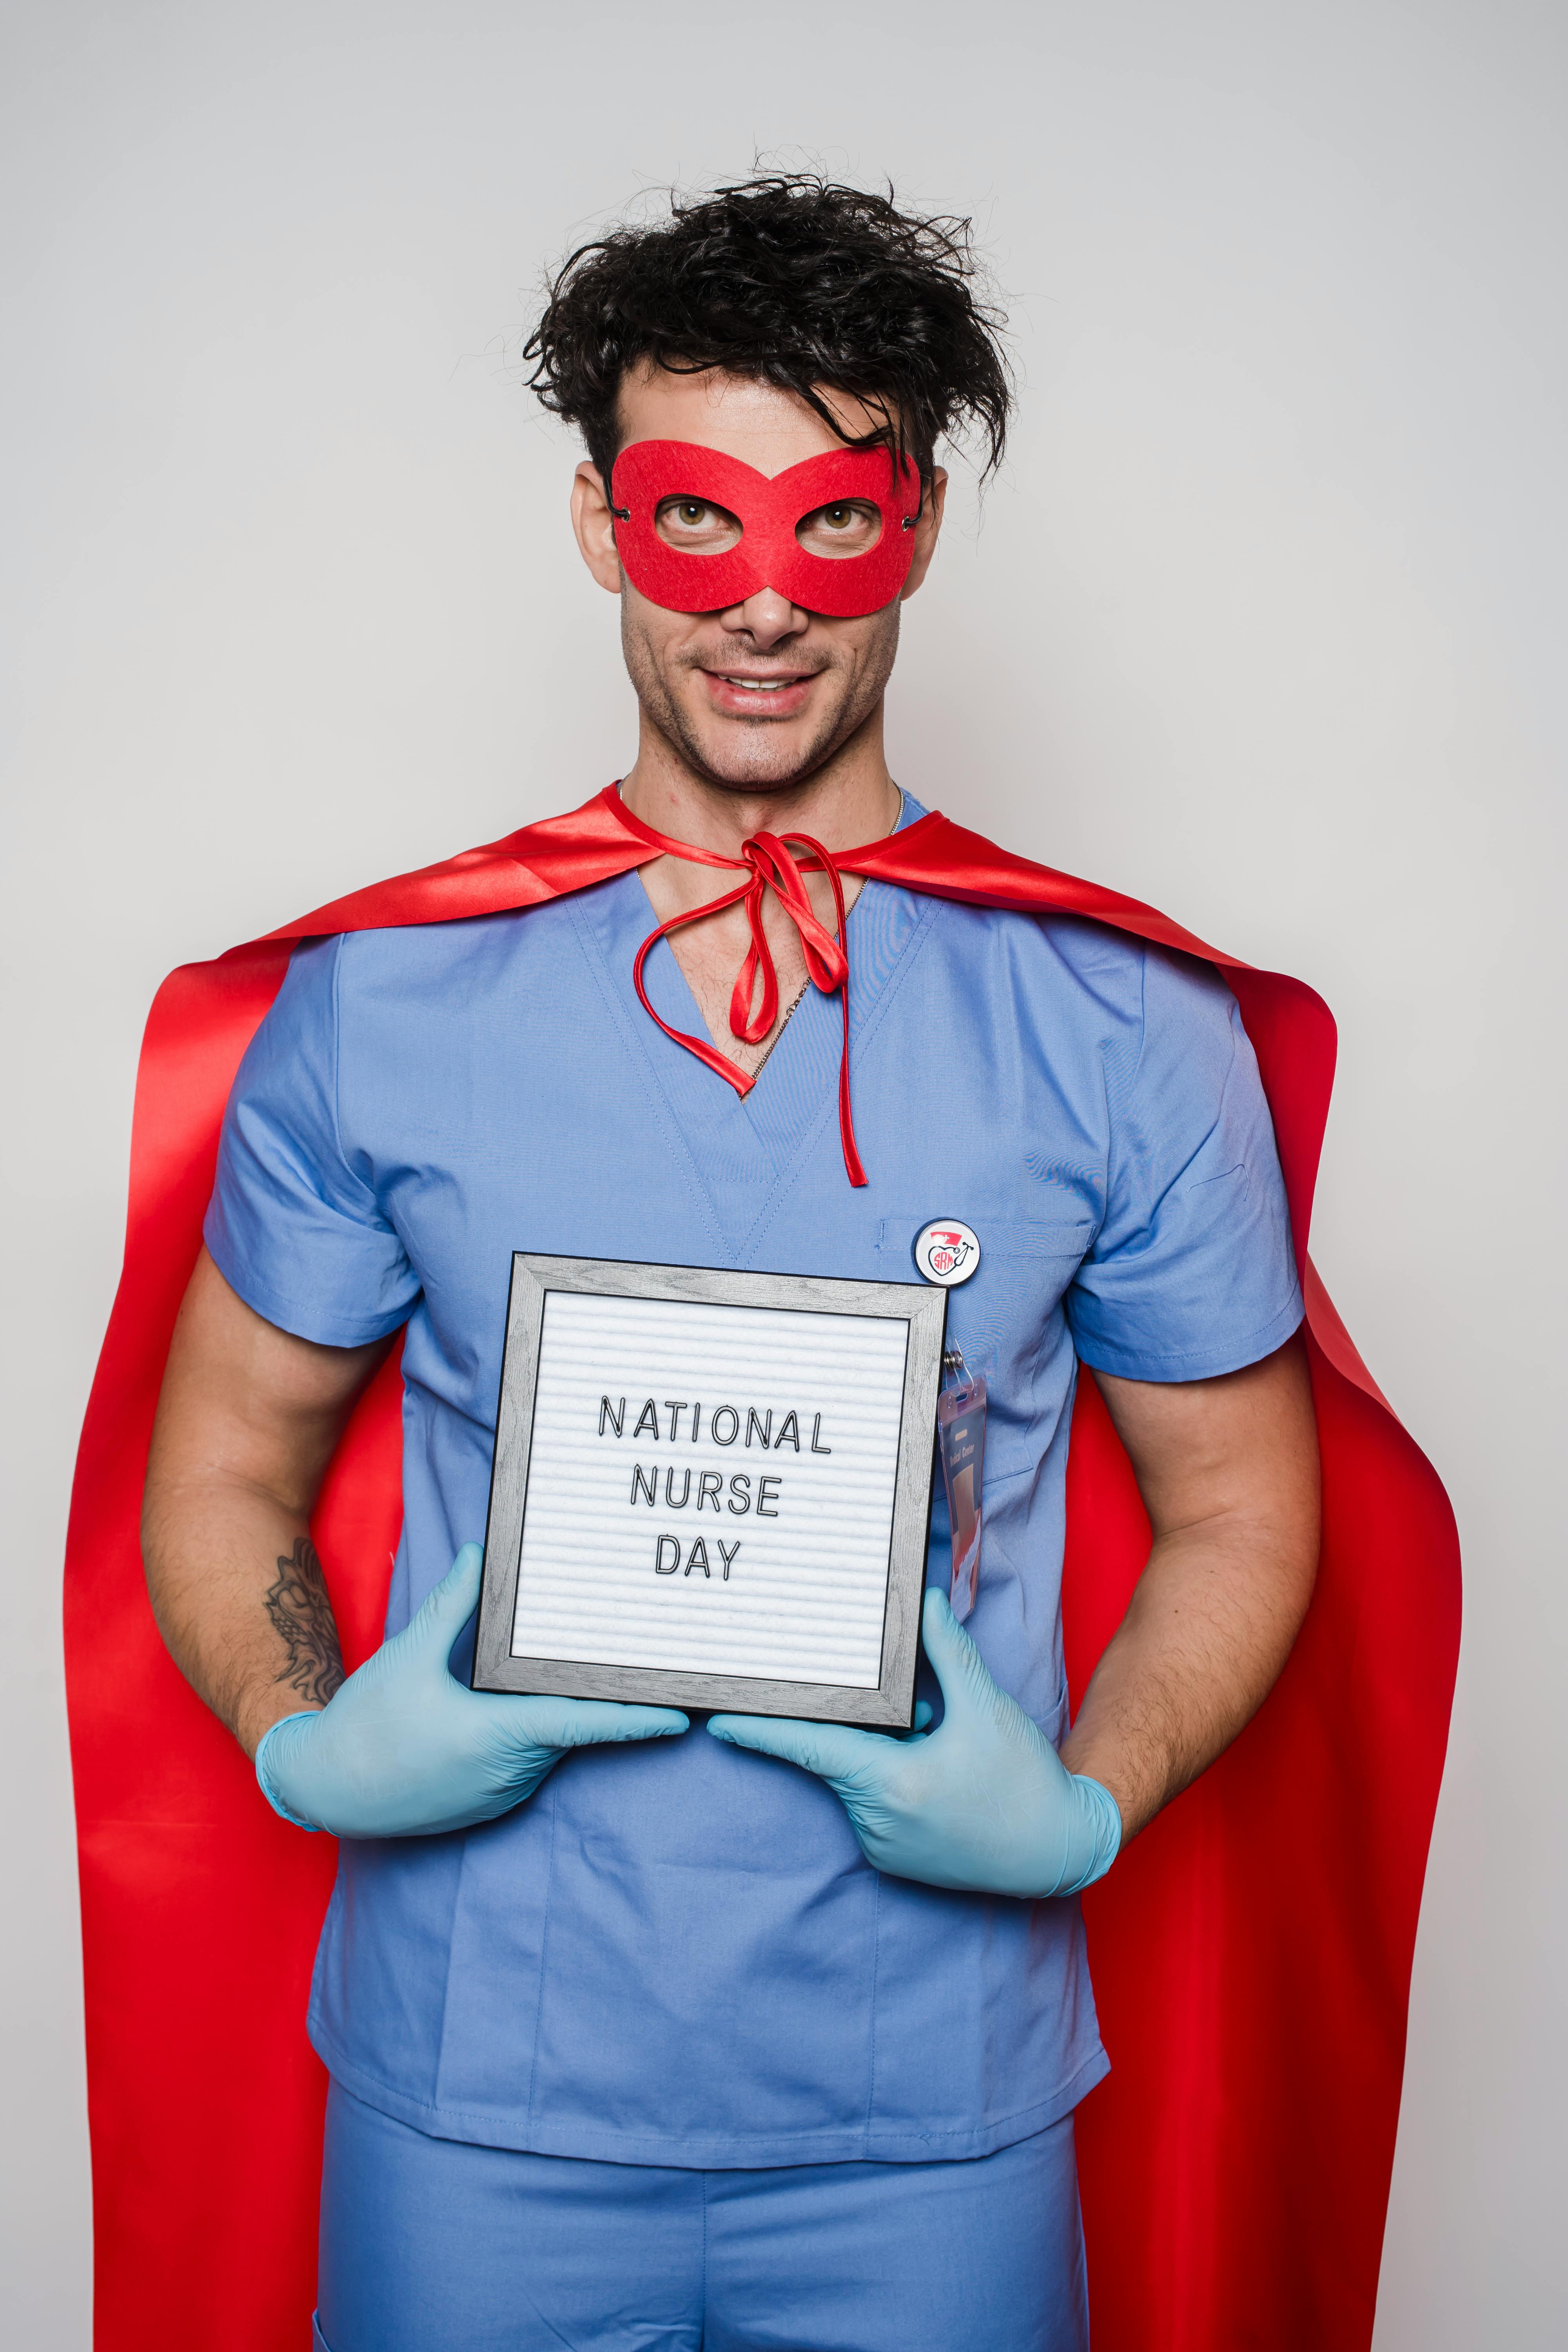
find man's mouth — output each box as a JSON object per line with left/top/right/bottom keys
{"left": 700, "top": 668, "right": 820, "bottom": 719}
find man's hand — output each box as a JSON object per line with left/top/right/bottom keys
{"left": 257, "top": 1545, "right": 689, "bottom": 1838}
{"left": 711, "top": 1336, "right": 1321, "bottom": 1886}
{"left": 706, "top": 1588, "right": 1122, "bottom": 1898}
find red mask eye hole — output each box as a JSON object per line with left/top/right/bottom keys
{"left": 654, "top": 496, "right": 743, "bottom": 555}
{"left": 795, "top": 499, "right": 883, "bottom": 559}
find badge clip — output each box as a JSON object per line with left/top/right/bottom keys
{"left": 937, "top": 1344, "right": 988, "bottom": 1622}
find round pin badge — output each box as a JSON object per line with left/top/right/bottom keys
{"left": 912, "top": 1219, "right": 982, "bottom": 1287}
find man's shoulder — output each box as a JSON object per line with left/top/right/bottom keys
{"left": 916, "top": 885, "right": 1239, "bottom": 1066}
{"left": 259, "top": 874, "right": 632, "bottom": 1061}
{"left": 922, "top": 887, "right": 1149, "bottom": 995}
{"left": 325, "top": 869, "right": 626, "bottom": 977}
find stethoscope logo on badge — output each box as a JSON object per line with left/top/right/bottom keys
{"left": 912, "top": 1219, "right": 981, "bottom": 1287}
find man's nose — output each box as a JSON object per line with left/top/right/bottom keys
{"left": 723, "top": 587, "right": 810, "bottom": 648}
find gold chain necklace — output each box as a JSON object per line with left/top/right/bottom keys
{"left": 746, "top": 978, "right": 811, "bottom": 1079}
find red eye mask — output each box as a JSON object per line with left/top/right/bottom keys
{"left": 610, "top": 440, "right": 922, "bottom": 618}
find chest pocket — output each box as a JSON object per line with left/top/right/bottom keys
{"left": 874, "top": 1215, "right": 1095, "bottom": 1477}
{"left": 874, "top": 1215, "right": 1095, "bottom": 1285}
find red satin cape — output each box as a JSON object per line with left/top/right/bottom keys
{"left": 64, "top": 786, "right": 1459, "bottom": 2351}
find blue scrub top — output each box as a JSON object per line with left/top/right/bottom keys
{"left": 206, "top": 793, "right": 1303, "bottom": 2168}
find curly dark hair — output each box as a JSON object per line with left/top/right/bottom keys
{"left": 523, "top": 174, "right": 1012, "bottom": 496}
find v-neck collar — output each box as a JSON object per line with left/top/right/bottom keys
{"left": 567, "top": 795, "right": 935, "bottom": 1255}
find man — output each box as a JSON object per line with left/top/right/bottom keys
{"left": 100, "top": 178, "right": 1449, "bottom": 2352}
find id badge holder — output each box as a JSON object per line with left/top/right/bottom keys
{"left": 936, "top": 1345, "right": 989, "bottom": 1622}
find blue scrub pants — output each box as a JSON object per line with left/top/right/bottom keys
{"left": 316, "top": 2082, "right": 1090, "bottom": 2352}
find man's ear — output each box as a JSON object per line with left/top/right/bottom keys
{"left": 899, "top": 467, "right": 948, "bottom": 602}
{"left": 570, "top": 461, "right": 624, "bottom": 594}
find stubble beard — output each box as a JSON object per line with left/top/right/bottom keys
{"left": 620, "top": 604, "right": 901, "bottom": 796}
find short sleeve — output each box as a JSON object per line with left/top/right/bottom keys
{"left": 1066, "top": 947, "right": 1303, "bottom": 1382}
{"left": 203, "top": 935, "right": 419, "bottom": 1347}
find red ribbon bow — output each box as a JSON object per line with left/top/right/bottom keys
{"left": 612, "top": 797, "right": 869, "bottom": 1187}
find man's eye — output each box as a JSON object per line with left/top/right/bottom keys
{"left": 797, "top": 500, "right": 881, "bottom": 556}
{"left": 655, "top": 497, "right": 742, "bottom": 550}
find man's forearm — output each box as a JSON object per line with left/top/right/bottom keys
{"left": 143, "top": 1249, "right": 387, "bottom": 1757}
{"left": 1058, "top": 1339, "right": 1321, "bottom": 1842}
{"left": 1058, "top": 1506, "right": 1318, "bottom": 1840}
{"left": 143, "top": 1475, "right": 345, "bottom": 1758}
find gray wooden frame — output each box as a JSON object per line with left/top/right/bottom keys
{"left": 472, "top": 1253, "right": 947, "bottom": 1728}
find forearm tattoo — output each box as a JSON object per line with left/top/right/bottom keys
{"left": 264, "top": 1536, "right": 345, "bottom": 1708}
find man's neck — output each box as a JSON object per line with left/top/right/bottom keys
{"left": 616, "top": 703, "right": 901, "bottom": 1078}
{"left": 617, "top": 710, "right": 902, "bottom": 880}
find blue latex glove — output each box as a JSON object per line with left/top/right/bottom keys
{"left": 708, "top": 1588, "right": 1122, "bottom": 1898}
{"left": 255, "top": 1544, "right": 688, "bottom": 1837}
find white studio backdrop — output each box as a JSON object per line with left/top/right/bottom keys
{"left": 3, "top": 2, "right": 1563, "bottom": 2343}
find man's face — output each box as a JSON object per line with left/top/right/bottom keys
{"left": 570, "top": 363, "right": 947, "bottom": 795}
